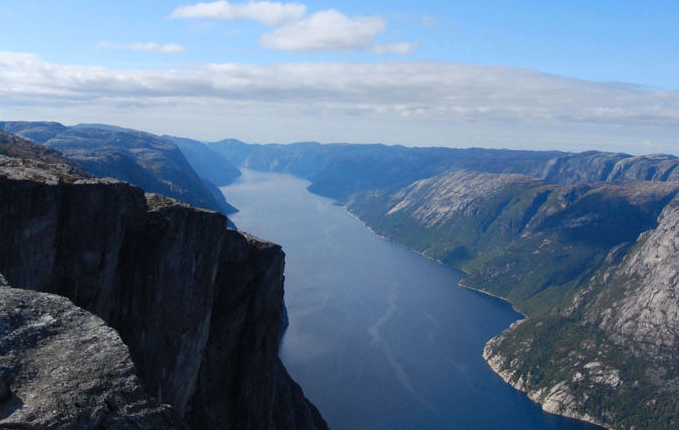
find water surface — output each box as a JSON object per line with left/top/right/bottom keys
{"left": 223, "top": 169, "right": 600, "bottom": 430}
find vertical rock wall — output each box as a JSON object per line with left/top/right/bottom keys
{"left": 0, "top": 165, "right": 328, "bottom": 430}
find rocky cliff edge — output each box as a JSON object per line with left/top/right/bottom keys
{"left": 0, "top": 141, "right": 328, "bottom": 429}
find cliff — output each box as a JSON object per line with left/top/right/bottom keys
{"left": 483, "top": 196, "right": 679, "bottom": 429}
{"left": 0, "top": 138, "right": 327, "bottom": 429}
{"left": 0, "top": 277, "right": 189, "bottom": 429}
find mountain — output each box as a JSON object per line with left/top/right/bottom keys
{"left": 211, "top": 140, "right": 679, "bottom": 429}
{"left": 0, "top": 121, "right": 237, "bottom": 215}
{"left": 165, "top": 135, "right": 242, "bottom": 186}
{"left": 209, "top": 140, "right": 679, "bottom": 198}
{"left": 347, "top": 170, "right": 679, "bottom": 315}
{"left": 484, "top": 195, "right": 679, "bottom": 429}
{"left": 0, "top": 129, "right": 91, "bottom": 178}
{"left": 540, "top": 151, "right": 679, "bottom": 184}
{"left": 207, "top": 140, "right": 565, "bottom": 201}
{"left": 0, "top": 134, "right": 328, "bottom": 430}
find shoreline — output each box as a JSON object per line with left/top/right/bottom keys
{"left": 342, "top": 201, "right": 612, "bottom": 430}
{"left": 343, "top": 205, "right": 446, "bottom": 264}
{"left": 343, "top": 204, "right": 526, "bottom": 317}
{"left": 236, "top": 170, "right": 615, "bottom": 430}
{"left": 482, "top": 340, "right": 611, "bottom": 430}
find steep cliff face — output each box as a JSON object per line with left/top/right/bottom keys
{"left": 483, "top": 198, "right": 679, "bottom": 429}
{"left": 0, "top": 150, "right": 327, "bottom": 429}
{"left": 0, "top": 281, "right": 189, "bottom": 429}
{"left": 588, "top": 197, "right": 679, "bottom": 359}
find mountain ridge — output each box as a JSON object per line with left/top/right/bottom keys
{"left": 0, "top": 121, "right": 237, "bottom": 215}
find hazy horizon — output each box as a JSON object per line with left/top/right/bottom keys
{"left": 1, "top": 1, "right": 678, "bottom": 154}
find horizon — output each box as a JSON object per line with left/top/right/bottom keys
{"left": 5, "top": 118, "right": 676, "bottom": 158}
{"left": 1, "top": 1, "right": 678, "bottom": 154}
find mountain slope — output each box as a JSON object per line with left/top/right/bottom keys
{"left": 208, "top": 140, "right": 565, "bottom": 200}
{"left": 209, "top": 140, "right": 679, "bottom": 194}
{"left": 540, "top": 151, "right": 679, "bottom": 184}
{"left": 0, "top": 122, "right": 236, "bottom": 215}
{"left": 348, "top": 169, "right": 679, "bottom": 314}
{"left": 485, "top": 195, "right": 679, "bottom": 429}
{"left": 165, "top": 135, "right": 242, "bottom": 186}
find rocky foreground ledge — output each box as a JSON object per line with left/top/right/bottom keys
{"left": 0, "top": 277, "right": 189, "bottom": 429}
{"left": 0, "top": 137, "right": 328, "bottom": 430}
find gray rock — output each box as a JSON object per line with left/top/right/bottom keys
{"left": 0, "top": 139, "right": 328, "bottom": 430}
{"left": 0, "top": 284, "right": 189, "bottom": 429}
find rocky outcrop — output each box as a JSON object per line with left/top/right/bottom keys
{"left": 588, "top": 197, "right": 679, "bottom": 359}
{"left": 0, "top": 143, "right": 327, "bottom": 429}
{"left": 0, "top": 281, "right": 189, "bottom": 429}
{"left": 383, "top": 170, "right": 543, "bottom": 227}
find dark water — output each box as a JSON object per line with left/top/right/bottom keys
{"left": 222, "top": 170, "right": 600, "bottom": 430}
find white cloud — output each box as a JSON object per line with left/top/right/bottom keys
{"left": 373, "top": 43, "right": 418, "bottom": 56}
{"left": 172, "top": 2, "right": 405, "bottom": 54}
{"left": 170, "top": 1, "right": 306, "bottom": 26}
{"left": 99, "top": 41, "right": 186, "bottom": 54}
{"left": 261, "top": 10, "right": 385, "bottom": 51}
{"left": 1, "top": 51, "right": 679, "bottom": 152}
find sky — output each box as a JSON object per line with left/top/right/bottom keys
{"left": 1, "top": 0, "right": 678, "bottom": 154}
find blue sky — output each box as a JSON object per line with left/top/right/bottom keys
{"left": 1, "top": 1, "right": 678, "bottom": 153}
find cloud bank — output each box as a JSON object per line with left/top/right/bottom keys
{"left": 1, "top": 51, "right": 678, "bottom": 151}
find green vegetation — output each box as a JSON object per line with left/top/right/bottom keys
{"left": 346, "top": 171, "right": 679, "bottom": 430}
{"left": 490, "top": 314, "right": 679, "bottom": 429}
{"left": 348, "top": 176, "right": 676, "bottom": 316}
